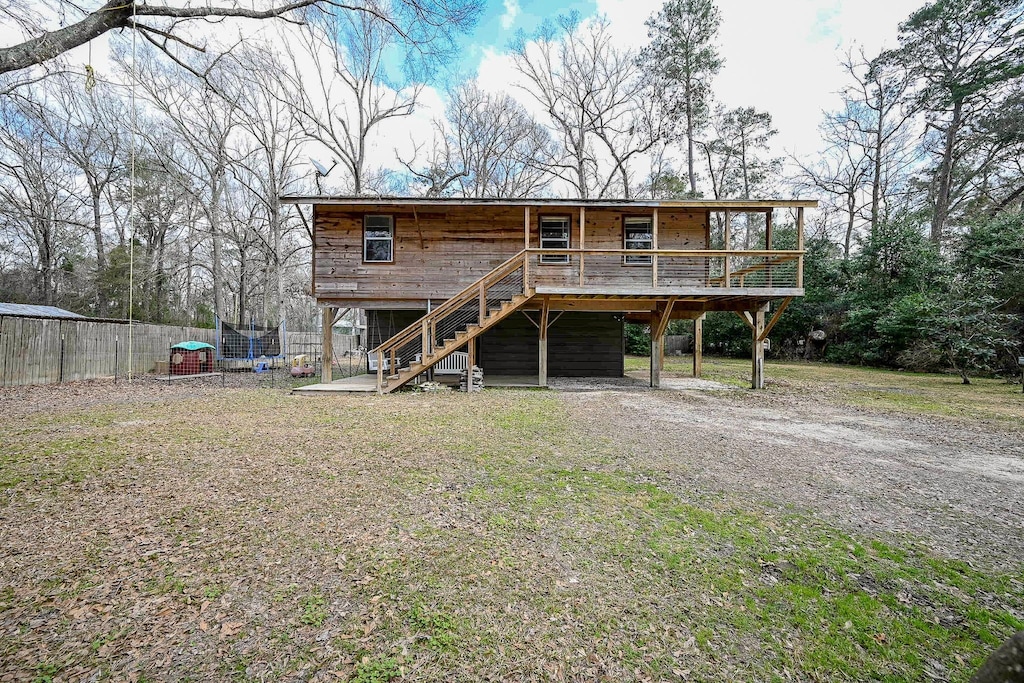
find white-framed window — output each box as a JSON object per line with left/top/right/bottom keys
{"left": 623, "top": 216, "right": 653, "bottom": 264}
{"left": 363, "top": 215, "right": 393, "bottom": 263}
{"left": 539, "top": 216, "right": 570, "bottom": 264}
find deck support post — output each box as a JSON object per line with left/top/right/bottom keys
{"left": 751, "top": 305, "right": 767, "bottom": 390}
{"left": 650, "top": 335, "right": 662, "bottom": 388}
{"left": 649, "top": 297, "right": 676, "bottom": 388}
{"left": 321, "top": 306, "right": 334, "bottom": 384}
{"left": 693, "top": 314, "right": 704, "bottom": 378}
{"left": 538, "top": 300, "right": 550, "bottom": 388}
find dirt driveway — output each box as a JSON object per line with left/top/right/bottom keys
{"left": 560, "top": 381, "right": 1024, "bottom": 570}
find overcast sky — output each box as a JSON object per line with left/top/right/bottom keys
{"left": 453, "top": 0, "right": 924, "bottom": 155}
{"left": 2, "top": 0, "right": 927, "bottom": 194}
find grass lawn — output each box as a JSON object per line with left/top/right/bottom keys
{"left": 0, "top": 365, "right": 1021, "bottom": 682}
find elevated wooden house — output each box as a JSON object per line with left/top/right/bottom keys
{"left": 281, "top": 197, "right": 817, "bottom": 393}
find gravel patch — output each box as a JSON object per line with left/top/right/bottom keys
{"left": 563, "top": 382, "right": 1024, "bottom": 569}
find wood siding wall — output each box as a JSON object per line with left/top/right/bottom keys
{"left": 314, "top": 205, "right": 709, "bottom": 305}
{"left": 0, "top": 316, "right": 357, "bottom": 387}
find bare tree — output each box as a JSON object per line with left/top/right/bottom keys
{"left": 511, "top": 15, "right": 659, "bottom": 199}
{"left": 222, "top": 47, "right": 307, "bottom": 324}
{"left": 128, "top": 46, "right": 238, "bottom": 319}
{"left": 286, "top": 9, "right": 420, "bottom": 194}
{"left": 794, "top": 50, "right": 917, "bottom": 258}
{"left": 0, "top": 94, "right": 84, "bottom": 305}
{"left": 793, "top": 107, "right": 872, "bottom": 259}
{"left": 0, "top": 0, "right": 483, "bottom": 77}
{"left": 22, "top": 78, "right": 128, "bottom": 313}
{"left": 400, "top": 81, "right": 553, "bottom": 198}
{"left": 846, "top": 51, "right": 917, "bottom": 234}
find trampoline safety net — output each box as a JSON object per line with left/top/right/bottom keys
{"left": 218, "top": 320, "right": 285, "bottom": 360}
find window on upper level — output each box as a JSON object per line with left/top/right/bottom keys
{"left": 539, "top": 216, "right": 570, "bottom": 264}
{"left": 363, "top": 215, "right": 394, "bottom": 263}
{"left": 623, "top": 216, "right": 653, "bottom": 264}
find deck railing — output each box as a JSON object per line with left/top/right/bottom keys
{"left": 523, "top": 248, "right": 804, "bottom": 290}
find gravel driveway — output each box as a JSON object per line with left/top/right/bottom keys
{"left": 559, "top": 383, "right": 1024, "bottom": 569}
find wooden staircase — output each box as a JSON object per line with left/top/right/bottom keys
{"left": 371, "top": 251, "right": 532, "bottom": 394}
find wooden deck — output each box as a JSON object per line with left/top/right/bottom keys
{"left": 292, "top": 374, "right": 378, "bottom": 393}
{"left": 291, "top": 373, "right": 543, "bottom": 394}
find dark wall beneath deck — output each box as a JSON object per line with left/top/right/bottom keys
{"left": 368, "top": 309, "right": 624, "bottom": 378}
{"left": 478, "top": 312, "right": 538, "bottom": 376}
{"left": 547, "top": 312, "right": 624, "bottom": 377}
{"left": 480, "top": 311, "right": 623, "bottom": 377}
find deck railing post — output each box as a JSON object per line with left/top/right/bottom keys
{"left": 478, "top": 281, "right": 486, "bottom": 323}
{"left": 652, "top": 208, "right": 659, "bottom": 287}
{"left": 376, "top": 349, "right": 384, "bottom": 393}
{"left": 723, "top": 209, "right": 731, "bottom": 288}
{"left": 797, "top": 207, "right": 805, "bottom": 289}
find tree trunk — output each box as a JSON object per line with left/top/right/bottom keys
{"left": 40, "top": 215, "right": 54, "bottom": 306}
{"left": 210, "top": 161, "right": 226, "bottom": 320}
{"left": 271, "top": 197, "right": 284, "bottom": 325}
{"left": 931, "top": 99, "right": 962, "bottom": 243}
{"left": 844, "top": 194, "right": 856, "bottom": 259}
{"left": 91, "top": 189, "right": 107, "bottom": 316}
{"left": 237, "top": 252, "right": 246, "bottom": 327}
{"left": 685, "top": 70, "right": 696, "bottom": 196}
{"left": 870, "top": 91, "right": 884, "bottom": 237}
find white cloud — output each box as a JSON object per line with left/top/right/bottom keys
{"left": 500, "top": 0, "right": 522, "bottom": 30}
{"left": 373, "top": 0, "right": 927, "bottom": 194}
{"left": 557, "top": 0, "right": 921, "bottom": 160}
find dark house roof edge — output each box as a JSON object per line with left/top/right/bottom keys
{"left": 279, "top": 195, "right": 818, "bottom": 209}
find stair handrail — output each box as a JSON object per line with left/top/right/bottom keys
{"left": 369, "top": 249, "right": 528, "bottom": 358}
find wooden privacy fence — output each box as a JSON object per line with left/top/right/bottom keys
{"left": 0, "top": 315, "right": 358, "bottom": 387}
{"left": 664, "top": 334, "right": 694, "bottom": 355}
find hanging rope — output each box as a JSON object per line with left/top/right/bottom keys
{"left": 127, "top": 0, "right": 137, "bottom": 382}
{"left": 84, "top": 40, "right": 96, "bottom": 92}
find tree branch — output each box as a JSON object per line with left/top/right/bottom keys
{"left": 0, "top": 0, "right": 323, "bottom": 75}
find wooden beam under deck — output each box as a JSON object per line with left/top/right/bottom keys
{"left": 538, "top": 299, "right": 550, "bottom": 387}
{"left": 751, "top": 305, "right": 768, "bottom": 390}
{"left": 533, "top": 286, "right": 803, "bottom": 298}
{"left": 693, "top": 314, "right": 704, "bottom": 378}
{"left": 321, "top": 306, "right": 335, "bottom": 384}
